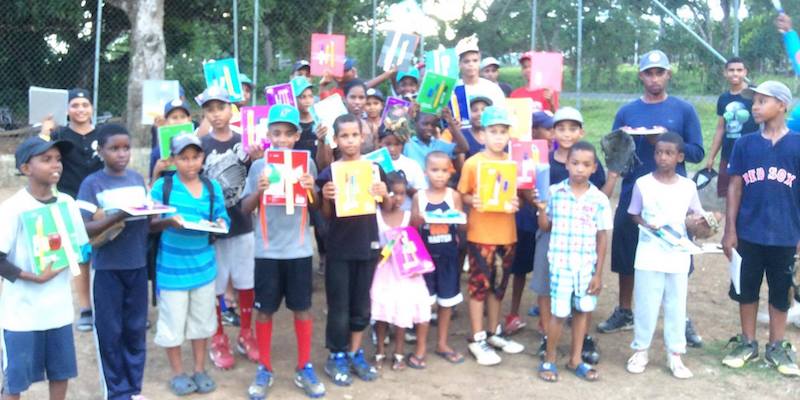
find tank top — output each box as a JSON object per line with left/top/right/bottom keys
{"left": 376, "top": 209, "right": 411, "bottom": 247}
{"left": 418, "top": 189, "right": 458, "bottom": 253}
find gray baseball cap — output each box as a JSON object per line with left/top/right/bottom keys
{"left": 170, "top": 134, "right": 202, "bottom": 155}
{"left": 742, "top": 81, "right": 793, "bottom": 105}
{"left": 553, "top": 106, "right": 584, "bottom": 126}
{"left": 639, "top": 50, "right": 671, "bottom": 72}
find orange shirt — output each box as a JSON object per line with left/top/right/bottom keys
{"left": 457, "top": 152, "right": 517, "bottom": 245}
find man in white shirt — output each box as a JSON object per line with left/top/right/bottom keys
{"left": 455, "top": 36, "right": 507, "bottom": 108}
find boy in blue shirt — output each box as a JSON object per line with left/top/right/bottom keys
{"left": 150, "top": 134, "right": 230, "bottom": 396}
{"left": 403, "top": 112, "right": 468, "bottom": 170}
{"left": 77, "top": 124, "right": 150, "bottom": 400}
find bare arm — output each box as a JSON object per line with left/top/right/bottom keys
{"left": 410, "top": 193, "right": 424, "bottom": 228}
{"left": 535, "top": 202, "right": 551, "bottom": 232}
{"left": 320, "top": 182, "right": 335, "bottom": 219}
{"left": 706, "top": 116, "right": 726, "bottom": 170}
{"left": 82, "top": 211, "right": 127, "bottom": 238}
{"left": 600, "top": 171, "right": 619, "bottom": 198}
{"left": 588, "top": 229, "right": 609, "bottom": 295}
{"left": 366, "top": 67, "right": 397, "bottom": 89}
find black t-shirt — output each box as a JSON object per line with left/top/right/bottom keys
{"left": 296, "top": 121, "right": 318, "bottom": 164}
{"left": 200, "top": 132, "right": 253, "bottom": 237}
{"left": 52, "top": 126, "right": 103, "bottom": 198}
{"left": 316, "top": 163, "right": 387, "bottom": 261}
{"left": 716, "top": 91, "right": 759, "bottom": 161}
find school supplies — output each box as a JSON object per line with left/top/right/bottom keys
{"left": 729, "top": 248, "right": 742, "bottom": 295}
{"left": 772, "top": 0, "right": 784, "bottom": 13}
{"left": 28, "top": 87, "right": 68, "bottom": 126}
{"left": 378, "top": 31, "right": 419, "bottom": 72}
{"left": 527, "top": 52, "right": 563, "bottom": 92}
{"left": 240, "top": 105, "right": 271, "bottom": 150}
{"left": 310, "top": 33, "right": 346, "bottom": 77}
{"left": 203, "top": 58, "right": 243, "bottom": 102}
{"left": 381, "top": 97, "right": 414, "bottom": 141}
{"left": 382, "top": 226, "right": 435, "bottom": 277}
{"left": 141, "top": 80, "right": 181, "bottom": 124}
{"left": 477, "top": 161, "right": 518, "bottom": 213}
{"left": 639, "top": 225, "right": 703, "bottom": 254}
{"left": 509, "top": 139, "right": 548, "bottom": 190}
{"left": 449, "top": 85, "right": 470, "bottom": 126}
{"left": 20, "top": 201, "right": 87, "bottom": 276}
{"left": 310, "top": 93, "right": 348, "bottom": 149}
{"left": 331, "top": 160, "right": 377, "bottom": 217}
{"left": 264, "top": 83, "right": 296, "bottom": 107}
{"left": 262, "top": 150, "right": 310, "bottom": 212}
{"left": 181, "top": 219, "right": 229, "bottom": 234}
{"left": 621, "top": 126, "right": 667, "bottom": 135}
{"left": 507, "top": 98, "right": 534, "bottom": 139}
{"left": 157, "top": 123, "right": 195, "bottom": 161}
{"left": 423, "top": 209, "right": 467, "bottom": 225}
{"left": 417, "top": 72, "right": 457, "bottom": 114}
{"left": 365, "top": 147, "right": 396, "bottom": 173}
{"left": 424, "top": 47, "right": 459, "bottom": 78}
{"left": 121, "top": 202, "right": 176, "bottom": 217}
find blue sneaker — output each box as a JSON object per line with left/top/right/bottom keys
{"left": 247, "top": 365, "right": 273, "bottom": 400}
{"left": 348, "top": 349, "right": 378, "bottom": 381}
{"left": 324, "top": 352, "right": 352, "bottom": 387}
{"left": 528, "top": 305, "right": 540, "bottom": 317}
{"left": 294, "top": 363, "right": 326, "bottom": 398}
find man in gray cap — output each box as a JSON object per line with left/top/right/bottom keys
{"left": 597, "top": 50, "right": 706, "bottom": 348}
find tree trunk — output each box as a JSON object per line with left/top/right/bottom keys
{"left": 107, "top": 0, "right": 166, "bottom": 146}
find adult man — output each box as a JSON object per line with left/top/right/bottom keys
{"left": 509, "top": 52, "right": 559, "bottom": 112}
{"left": 455, "top": 36, "right": 506, "bottom": 108}
{"left": 597, "top": 50, "right": 705, "bottom": 348}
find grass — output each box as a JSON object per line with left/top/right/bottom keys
{"left": 698, "top": 339, "right": 786, "bottom": 381}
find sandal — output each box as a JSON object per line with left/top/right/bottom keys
{"left": 374, "top": 353, "right": 387, "bottom": 371}
{"left": 434, "top": 350, "right": 465, "bottom": 364}
{"left": 538, "top": 362, "right": 559, "bottom": 383}
{"left": 192, "top": 371, "right": 217, "bottom": 393}
{"left": 566, "top": 362, "right": 599, "bottom": 382}
{"left": 406, "top": 353, "right": 427, "bottom": 369}
{"left": 169, "top": 374, "right": 198, "bottom": 396}
{"left": 391, "top": 353, "right": 406, "bottom": 371}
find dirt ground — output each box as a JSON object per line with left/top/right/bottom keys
{"left": 3, "top": 177, "right": 800, "bottom": 400}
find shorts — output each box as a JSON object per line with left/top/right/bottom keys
{"left": 729, "top": 239, "right": 795, "bottom": 312}
{"left": 154, "top": 281, "right": 216, "bottom": 347}
{"left": 611, "top": 205, "right": 638, "bottom": 276}
{"left": 717, "top": 158, "right": 730, "bottom": 198}
{"left": 214, "top": 232, "right": 256, "bottom": 295}
{"left": 466, "top": 242, "right": 515, "bottom": 302}
{"left": 530, "top": 230, "right": 551, "bottom": 295}
{"left": 254, "top": 257, "right": 313, "bottom": 313}
{"left": 550, "top": 265, "right": 597, "bottom": 318}
{"left": 2, "top": 324, "right": 77, "bottom": 395}
{"left": 510, "top": 230, "right": 536, "bottom": 275}
{"left": 424, "top": 246, "right": 463, "bottom": 307}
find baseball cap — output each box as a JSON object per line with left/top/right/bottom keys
{"left": 480, "top": 57, "right": 501, "bottom": 70}
{"left": 68, "top": 88, "right": 91, "bottom": 104}
{"left": 552, "top": 107, "right": 584, "bottom": 126}
{"left": 692, "top": 169, "right": 718, "bottom": 190}
{"left": 239, "top": 74, "right": 254, "bottom": 88}
{"left": 290, "top": 76, "right": 313, "bottom": 98}
{"left": 170, "top": 134, "right": 202, "bottom": 155}
{"left": 639, "top": 50, "right": 671, "bottom": 72}
{"left": 480, "top": 106, "right": 513, "bottom": 127}
{"left": 195, "top": 86, "right": 231, "bottom": 107}
{"left": 344, "top": 58, "right": 356, "bottom": 71}
{"left": 519, "top": 51, "right": 533, "bottom": 63}
{"left": 267, "top": 104, "right": 301, "bottom": 131}
{"left": 455, "top": 36, "right": 480, "bottom": 57}
{"left": 366, "top": 87, "right": 385, "bottom": 102}
{"left": 469, "top": 95, "right": 493, "bottom": 107}
{"left": 532, "top": 111, "right": 554, "bottom": 129}
{"left": 742, "top": 80, "right": 793, "bottom": 105}
{"left": 396, "top": 67, "right": 420, "bottom": 83}
{"left": 293, "top": 60, "right": 311, "bottom": 72}
{"left": 164, "top": 98, "right": 191, "bottom": 117}
{"left": 15, "top": 135, "right": 73, "bottom": 171}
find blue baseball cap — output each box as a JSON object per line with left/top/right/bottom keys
{"left": 15, "top": 135, "right": 73, "bottom": 171}
{"left": 396, "top": 67, "right": 420, "bottom": 83}
{"left": 366, "top": 87, "right": 385, "bottom": 102}
{"left": 195, "top": 86, "right": 231, "bottom": 107}
{"left": 293, "top": 60, "right": 311, "bottom": 72}
{"left": 164, "top": 98, "right": 191, "bottom": 117}
{"left": 170, "top": 134, "right": 202, "bottom": 156}
{"left": 268, "top": 104, "right": 301, "bottom": 131}
{"left": 639, "top": 50, "right": 671, "bottom": 72}
{"left": 532, "top": 111, "right": 554, "bottom": 129}
{"left": 480, "top": 106, "right": 513, "bottom": 127}
{"left": 344, "top": 57, "right": 356, "bottom": 71}
{"left": 239, "top": 74, "right": 254, "bottom": 88}
{"left": 290, "top": 77, "right": 313, "bottom": 98}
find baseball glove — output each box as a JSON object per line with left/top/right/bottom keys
{"left": 685, "top": 211, "right": 722, "bottom": 240}
{"left": 601, "top": 129, "right": 640, "bottom": 175}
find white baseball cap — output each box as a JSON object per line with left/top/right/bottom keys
{"left": 480, "top": 57, "right": 501, "bottom": 70}
{"left": 552, "top": 107, "right": 584, "bottom": 126}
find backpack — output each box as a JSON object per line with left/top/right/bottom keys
{"left": 147, "top": 174, "right": 216, "bottom": 306}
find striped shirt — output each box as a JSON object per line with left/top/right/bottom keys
{"left": 150, "top": 176, "right": 229, "bottom": 290}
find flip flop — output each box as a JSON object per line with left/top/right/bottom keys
{"left": 406, "top": 353, "right": 427, "bottom": 369}
{"left": 566, "top": 362, "right": 599, "bottom": 382}
{"left": 538, "top": 362, "right": 559, "bottom": 383}
{"left": 434, "top": 350, "right": 465, "bottom": 364}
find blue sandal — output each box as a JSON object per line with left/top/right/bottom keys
{"left": 538, "top": 362, "right": 559, "bottom": 382}
{"left": 192, "top": 371, "right": 217, "bottom": 393}
{"left": 169, "top": 374, "right": 198, "bottom": 396}
{"left": 567, "top": 362, "right": 599, "bottom": 381}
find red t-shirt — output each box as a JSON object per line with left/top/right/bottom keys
{"left": 320, "top": 86, "right": 344, "bottom": 100}
{"left": 509, "top": 87, "right": 559, "bottom": 112}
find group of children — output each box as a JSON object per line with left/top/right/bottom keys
{"left": 2, "top": 36, "right": 800, "bottom": 400}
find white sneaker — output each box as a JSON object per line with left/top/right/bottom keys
{"left": 487, "top": 333, "right": 525, "bottom": 354}
{"left": 626, "top": 350, "right": 648, "bottom": 374}
{"left": 468, "top": 332, "right": 502, "bottom": 366}
{"left": 667, "top": 353, "right": 693, "bottom": 379}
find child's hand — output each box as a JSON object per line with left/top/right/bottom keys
{"left": 322, "top": 182, "right": 337, "bottom": 200}
{"left": 534, "top": 201, "right": 547, "bottom": 211}
{"left": 32, "top": 261, "right": 65, "bottom": 284}
{"left": 587, "top": 274, "right": 602, "bottom": 295}
{"left": 370, "top": 182, "right": 388, "bottom": 198}
{"left": 168, "top": 215, "right": 184, "bottom": 229}
{"left": 216, "top": 218, "right": 227, "bottom": 230}
{"left": 299, "top": 173, "right": 314, "bottom": 190}
{"left": 40, "top": 115, "right": 56, "bottom": 137}
{"left": 257, "top": 173, "right": 271, "bottom": 194}
{"left": 471, "top": 196, "right": 482, "bottom": 211}
{"left": 315, "top": 125, "right": 329, "bottom": 142}
{"left": 722, "top": 230, "right": 737, "bottom": 261}
{"left": 153, "top": 116, "right": 166, "bottom": 128}
{"left": 508, "top": 196, "right": 520, "bottom": 213}
{"left": 777, "top": 13, "right": 793, "bottom": 33}
{"left": 153, "top": 158, "right": 172, "bottom": 177}
{"left": 247, "top": 144, "right": 265, "bottom": 162}
{"left": 542, "top": 88, "right": 553, "bottom": 101}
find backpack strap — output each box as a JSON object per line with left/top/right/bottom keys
{"left": 200, "top": 177, "right": 216, "bottom": 245}
{"left": 162, "top": 174, "right": 174, "bottom": 205}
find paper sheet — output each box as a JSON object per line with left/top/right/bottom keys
{"left": 730, "top": 248, "right": 742, "bottom": 295}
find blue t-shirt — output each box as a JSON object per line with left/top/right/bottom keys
{"left": 728, "top": 131, "right": 800, "bottom": 247}
{"left": 403, "top": 136, "right": 456, "bottom": 170}
{"left": 612, "top": 97, "right": 705, "bottom": 208}
{"left": 77, "top": 169, "right": 149, "bottom": 270}
{"left": 151, "top": 176, "right": 229, "bottom": 290}
{"left": 461, "top": 127, "right": 484, "bottom": 157}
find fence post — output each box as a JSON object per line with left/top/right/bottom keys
{"left": 530, "top": 0, "right": 537, "bottom": 51}
{"left": 233, "top": 0, "right": 239, "bottom": 62}
{"left": 93, "top": 0, "right": 104, "bottom": 123}
{"left": 576, "top": 0, "right": 582, "bottom": 109}
{"left": 733, "top": 0, "right": 740, "bottom": 56}
{"left": 252, "top": 0, "right": 259, "bottom": 105}
{"left": 371, "top": 0, "right": 377, "bottom": 78}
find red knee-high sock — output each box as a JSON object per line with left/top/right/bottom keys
{"left": 256, "top": 320, "right": 273, "bottom": 370}
{"left": 295, "top": 318, "right": 313, "bottom": 369}
{"left": 239, "top": 289, "right": 255, "bottom": 334}
{"left": 215, "top": 299, "right": 225, "bottom": 336}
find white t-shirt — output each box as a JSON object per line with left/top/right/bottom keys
{"left": 628, "top": 173, "right": 703, "bottom": 274}
{"left": 393, "top": 154, "right": 428, "bottom": 211}
{"left": 459, "top": 77, "right": 507, "bottom": 108}
{"left": 0, "top": 189, "right": 88, "bottom": 331}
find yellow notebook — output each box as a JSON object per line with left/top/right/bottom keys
{"left": 477, "top": 160, "right": 517, "bottom": 213}
{"left": 507, "top": 97, "right": 534, "bottom": 139}
{"left": 332, "top": 160, "right": 378, "bottom": 217}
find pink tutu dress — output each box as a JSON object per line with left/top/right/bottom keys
{"left": 370, "top": 210, "right": 433, "bottom": 329}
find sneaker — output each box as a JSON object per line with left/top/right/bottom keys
{"left": 722, "top": 335, "right": 759, "bottom": 368}
{"left": 537, "top": 336, "right": 547, "bottom": 360}
{"left": 348, "top": 349, "right": 378, "bottom": 381}
{"left": 597, "top": 307, "right": 633, "bottom": 333}
{"left": 468, "top": 331, "right": 502, "bottom": 366}
{"left": 247, "top": 365, "right": 273, "bottom": 400}
{"left": 221, "top": 308, "right": 241, "bottom": 327}
{"left": 324, "top": 352, "right": 352, "bottom": 386}
{"left": 487, "top": 332, "right": 525, "bottom": 354}
{"left": 765, "top": 341, "right": 800, "bottom": 377}
{"left": 504, "top": 314, "right": 526, "bottom": 335}
{"left": 237, "top": 330, "right": 260, "bottom": 363}
{"left": 76, "top": 309, "right": 93, "bottom": 332}
{"left": 582, "top": 335, "right": 600, "bottom": 365}
{"left": 626, "top": 350, "right": 648, "bottom": 374}
{"left": 209, "top": 333, "right": 236, "bottom": 369}
{"left": 294, "top": 363, "right": 326, "bottom": 398}
{"left": 404, "top": 328, "right": 417, "bottom": 343}
{"left": 528, "top": 305, "right": 540, "bottom": 317}
{"left": 667, "top": 353, "right": 693, "bottom": 379}
{"left": 685, "top": 318, "right": 703, "bottom": 348}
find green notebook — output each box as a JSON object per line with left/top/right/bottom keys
{"left": 157, "top": 123, "right": 195, "bottom": 170}
{"left": 417, "top": 72, "right": 457, "bottom": 114}
{"left": 20, "top": 201, "right": 88, "bottom": 275}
